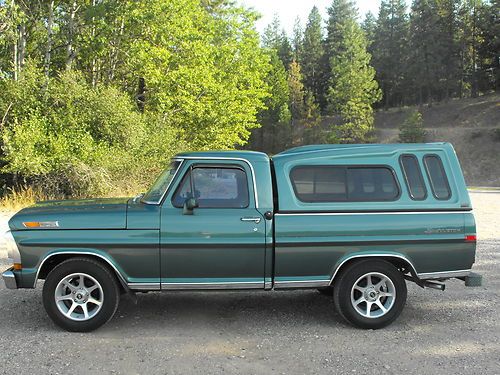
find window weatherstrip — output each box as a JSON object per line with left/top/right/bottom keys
{"left": 142, "top": 159, "right": 184, "bottom": 205}
{"left": 175, "top": 157, "right": 259, "bottom": 208}
{"left": 423, "top": 154, "right": 452, "bottom": 200}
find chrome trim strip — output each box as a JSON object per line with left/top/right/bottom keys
{"left": 417, "top": 269, "right": 471, "bottom": 279}
{"left": 34, "top": 251, "right": 128, "bottom": 288}
{"left": 127, "top": 282, "right": 161, "bottom": 291}
{"left": 330, "top": 254, "right": 418, "bottom": 284}
{"left": 276, "top": 211, "right": 471, "bottom": 216}
{"left": 2, "top": 268, "right": 18, "bottom": 289}
{"left": 142, "top": 158, "right": 185, "bottom": 205}
{"left": 177, "top": 156, "right": 260, "bottom": 208}
{"left": 273, "top": 280, "right": 330, "bottom": 289}
{"left": 161, "top": 281, "right": 264, "bottom": 290}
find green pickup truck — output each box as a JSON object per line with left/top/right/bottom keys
{"left": 2, "top": 143, "right": 481, "bottom": 332}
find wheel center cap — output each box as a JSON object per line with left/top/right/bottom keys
{"left": 75, "top": 289, "right": 87, "bottom": 302}
{"left": 364, "top": 288, "right": 378, "bottom": 302}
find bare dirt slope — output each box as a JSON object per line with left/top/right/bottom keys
{"left": 374, "top": 93, "right": 500, "bottom": 186}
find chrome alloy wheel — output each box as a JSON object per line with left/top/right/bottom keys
{"left": 54, "top": 273, "right": 104, "bottom": 321}
{"left": 350, "top": 272, "right": 396, "bottom": 319}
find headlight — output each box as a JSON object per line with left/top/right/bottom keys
{"left": 3, "top": 231, "right": 21, "bottom": 268}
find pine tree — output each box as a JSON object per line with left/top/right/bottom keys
{"left": 373, "top": 0, "right": 409, "bottom": 108}
{"left": 408, "top": 0, "right": 444, "bottom": 104}
{"left": 262, "top": 15, "right": 292, "bottom": 69}
{"left": 435, "top": 0, "right": 461, "bottom": 101}
{"left": 362, "top": 11, "right": 377, "bottom": 55}
{"left": 301, "top": 6, "right": 324, "bottom": 110}
{"left": 291, "top": 17, "right": 303, "bottom": 63}
{"left": 399, "top": 110, "right": 426, "bottom": 142}
{"left": 325, "top": 0, "right": 381, "bottom": 143}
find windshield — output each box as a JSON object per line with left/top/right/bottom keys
{"left": 142, "top": 160, "right": 182, "bottom": 204}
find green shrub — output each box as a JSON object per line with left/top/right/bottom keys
{"left": 399, "top": 110, "right": 426, "bottom": 143}
{"left": 0, "top": 65, "right": 184, "bottom": 197}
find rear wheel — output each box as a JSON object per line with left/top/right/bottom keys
{"left": 42, "top": 257, "right": 120, "bottom": 332}
{"left": 333, "top": 260, "right": 407, "bottom": 329}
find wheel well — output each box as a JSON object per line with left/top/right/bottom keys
{"left": 37, "top": 254, "right": 126, "bottom": 292}
{"left": 330, "top": 256, "right": 416, "bottom": 284}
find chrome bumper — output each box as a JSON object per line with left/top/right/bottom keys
{"left": 2, "top": 268, "right": 18, "bottom": 289}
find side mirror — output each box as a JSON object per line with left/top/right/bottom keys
{"left": 183, "top": 198, "right": 199, "bottom": 215}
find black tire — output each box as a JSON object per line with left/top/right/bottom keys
{"left": 333, "top": 259, "right": 407, "bottom": 329}
{"left": 42, "top": 257, "right": 120, "bottom": 332}
{"left": 317, "top": 286, "right": 333, "bottom": 296}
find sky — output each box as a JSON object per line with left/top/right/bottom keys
{"left": 238, "top": 0, "right": 383, "bottom": 35}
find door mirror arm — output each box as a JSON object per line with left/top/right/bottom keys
{"left": 183, "top": 198, "right": 199, "bottom": 215}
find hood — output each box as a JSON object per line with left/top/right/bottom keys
{"left": 8, "top": 197, "right": 130, "bottom": 231}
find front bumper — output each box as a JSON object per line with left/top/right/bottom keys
{"left": 2, "top": 267, "right": 18, "bottom": 289}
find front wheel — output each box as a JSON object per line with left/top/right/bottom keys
{"left": 42, "top": 257, "right": 120, "bottom": 332}
{"left": 333, "top": 260, "right": 407, "bottom": 329}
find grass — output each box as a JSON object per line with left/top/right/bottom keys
{"left": 0, "top": 187, "right": 55, "bottom": 212}
{"left": 0, "top": 185, "right": 139, "bottom": 212}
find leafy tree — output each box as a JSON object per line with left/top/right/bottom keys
{"left": 0, "top": 0, "right": 271, "bottom": 198}
{"left": 252, "top": 50, "right": 291, "bottom": 153}
{"left": 399, "top": 110, "right": 426, "bottom": 142}
{"left": 324, "top": 0, "right": 381, "bottom": 143}
{"left": 287, "top": 60, "right": 306, "bottom": 120}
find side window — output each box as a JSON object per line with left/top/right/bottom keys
{"left": 423, "top": 155, "right": 451, "bottom": 200}
{"left": 347, "top": 167, "right": 399, "bottom": 201}
{"left": 172, "top": 166, "right": 249, "bottom": 208}
{"left": 400, "top": 154, "right": 427, "bottom": 200}
{"left": 290, "top": 166, "right": 346, "bottom": 202}
{"left": 290, "top": 166, "right": 399, "bottom": 202}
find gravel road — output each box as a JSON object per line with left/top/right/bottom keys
{"left": 0, "top": 192, "right": 499, "bottom": 375}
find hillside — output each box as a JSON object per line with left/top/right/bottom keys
{"left": 374, "top": 93, "right": 500, "bottom": 186}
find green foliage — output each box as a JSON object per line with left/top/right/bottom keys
{"left": 325, "top": 1, "right": 382, "bottom": 143}
{"left": 251, "top": 50, "right": 291, "bottom": 154}
{"left": 301, "top": 6, "right": 324, "bottom": 107}
{"left": 399, "top": 110, "right": 426, "bottom": 143}
{"left": 0, "top": 0, "right": 269, "bottom": 198}
{"left": 0, "top": 63, "right": 183, "bottom": 196}
{"left": 372, "top": 0, "right": 409, "bottom": 108}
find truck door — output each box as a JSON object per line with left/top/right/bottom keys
{"left": 160, "top": 159, "right": 266, "bottom": 289}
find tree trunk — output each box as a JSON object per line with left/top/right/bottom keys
{"left": 66, "top": 0, "right": 78, "bottom": 70}
{"left": 109, "top": 17, "right": 125, "bottom": 82}
{"left": 91, "top": 0, "right": 97, "bottom": 87}
{"left": 44, "top": 0, "right": 55, "bottom": 82}
{"left": 18, "top": 24, "right": 26, "bottom": 74}
{"left": 137, "top": 77, "right": 146, "bottom": 112}
{"left": 471, "top": 1, "right": 478, "bottom": 98}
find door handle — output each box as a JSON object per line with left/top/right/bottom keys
{"left": 241, "top": 217, "right": 261, "bottom": 224}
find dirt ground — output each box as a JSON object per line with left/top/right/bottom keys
{"left": 0, "top": 192, "right": 499, "bottom": 374}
